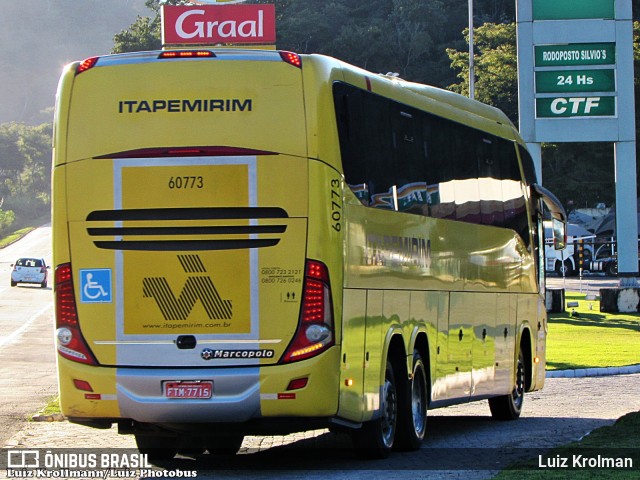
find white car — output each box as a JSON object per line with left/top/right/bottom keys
{"left": 10, "top": 257, "right": 49, "bottom": 288}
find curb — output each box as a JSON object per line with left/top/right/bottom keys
{"left": 546, "top": 363, "right": 640, "bottom": 378}
{"left": 31, "top": 413, "right": 65, "bottom": 422}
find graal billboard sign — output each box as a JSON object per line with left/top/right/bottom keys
{"left": 162, "top": 4, "right": 276, "bottom": 45}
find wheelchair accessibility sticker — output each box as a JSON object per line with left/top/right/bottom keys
{"left": 80, "top": 269, "right": 112, "bottom": 303}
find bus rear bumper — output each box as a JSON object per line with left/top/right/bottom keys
{"left": 58, "top": 348, "right": 341, "bottom": 425}
{"left": 118, "top": 366, "right": 263, "bottom": 423}
{"left": 116, "top": 366, "right": 261, "bottom": 423}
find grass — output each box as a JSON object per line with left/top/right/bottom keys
{"left": 546, "top": 293, "right": 640, "bottom": 371}
{"left": 493, "top": 292, "right": 640, "bottom": 479}
{"left": 0, "top": 226, "right": 36, "bottom": 248}
{"left": 32, "top": 396, "right": 61, "bottom": 419}
{"left": 0, "top": 213, "right": 50, "bottom": 249}
{"left": 493, "top": 410, "right": 640, "bottom": 479}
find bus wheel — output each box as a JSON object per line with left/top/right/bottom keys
{"left": 395, "top": 349, "right": 428, "bottom": 451}
{"left": 134, "top": 434, "right": 178, "bottom": 460}
{"left": 352, "top": 360, "right": 398, "bottom": 458}
{"left": 176, "top": 436, "right": 206, "bottom": 456}
{"left": 489, "top": 349, "right": 525, "bottom": 420}
{"left": 555, "top": 260, "right": 573, "bottom": 277}
{"left": 206, "top": 435, "right": 244, "bottom": 455}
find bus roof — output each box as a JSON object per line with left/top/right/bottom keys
{"left": 303, "top": 53, "right": 519, "bottom": 143}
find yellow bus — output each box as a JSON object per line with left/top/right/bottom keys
{"left": 52, "top": 48, "right": 566, "bottom": 458}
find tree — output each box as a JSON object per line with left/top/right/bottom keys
{"left": 446, "top": 22, "right": 518, "bottom": 123}
{"left": 0, "top": 123, "right": 26, "bottom": 199}
{"left": 0, "top": 121, "right": 52, "bottom": 220}
{"left": 16, "top": 123, "right": 53, "bottom": 204}
{"left": 112, "top": 16, "right": 161, "bottom": 54}
{"left": 113, "top": 0, "right": 455, "bottom": 88}
{"left": 112, "top": 0, "right": 189, "bottom": 54}
{"left": 475, "top": 0, "right": 515, "bottom": 23}
{"left": 0, "top": 208, "right": 16, "bottom": 233}
{"left": 542, "top": 143, "right": 615, "bottom": 211}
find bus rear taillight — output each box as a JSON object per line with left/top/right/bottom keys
{"left": 158, "top": 50, "right": 215, "bottom": 59}
{"left": 279, "top": 51, "right": 302, "bottom": 68}
{"left": 282, "top": 260, "right": 334, "bottom": 363}
{"left": 76, "top": 57, "right": 99, "bottom": 75}
{"left": 55, "top": 264, "right": 97, "bottom": 365}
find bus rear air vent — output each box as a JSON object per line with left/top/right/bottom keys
{"left": 86, "top": 207, "right": 288, "bottom": 252}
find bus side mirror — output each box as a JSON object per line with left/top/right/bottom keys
{"left": 552, "top": 218, "right": 567, "bottom": 250}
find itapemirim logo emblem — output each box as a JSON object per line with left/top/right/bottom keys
{"left": 143, "top": 255, "right": 232, "bottom": 321}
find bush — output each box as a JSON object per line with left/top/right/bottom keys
{"left": 4, "top": 196, "right": 49, "bottom": 222}
{"left": 0, "top": 209, "right": 15, "bottom": 234}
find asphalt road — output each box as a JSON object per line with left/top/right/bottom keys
{"left": 6, "top": 373, "right": 639, "bottom": 479}
{"left": 546, "top": 273, "right": 621, "bottom": 293}
{"left": 0, "top": 225, "right": 56, "bottom": 447}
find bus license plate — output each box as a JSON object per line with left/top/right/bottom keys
{"left": 164, "top": 381, "right": 213, "bottom": 399}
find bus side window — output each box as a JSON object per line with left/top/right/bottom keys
{"left": 500, "top": 142, "right": 529, "bottom": 246}
{"left": 478, "top": 136, "right": 505, "bottom": 227}
{"left": 334, "top": 82, "right": 394, "bottom": 209}
{"left": 333, "top": 80, "right": 531, "bottom": 237}
{"left": 394, "top": 106, "right": 429, "bottom": 215}
{"left": 363, "top": 93, "right": 394, "bottom": 209}
{"left": 423, "top": 118, "right": 453, "bottom": 219}
{"left": 452, "top": 125, "right": 481, "bottom": 224}
{"left": 334, "top": 84, "right": 369, "bottom": 205}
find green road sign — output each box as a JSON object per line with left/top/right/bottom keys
{"left": 535, "top": 43, "right": 616, "bottom": 67}
{"left": 533, "top": 0, "right": 614, "bottom": 20}
{"left": 536, "top": 96, "right": 616, "bottom": 117}
{"left": 535, "top": 69, "right": 616, "bottom": 93}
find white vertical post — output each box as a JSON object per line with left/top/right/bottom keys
{"left": 468, "top": 0, "right": 474, "bottom": 100}
{"left": 614, "top": 141, "right": 638, "bottom": 281}
{"left": 526, "top": 142, "right": 542, "bottom": 183}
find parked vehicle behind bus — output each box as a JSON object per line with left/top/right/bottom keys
{"left": 52, "top": 48, "right": 566, "bottom": 458}
{"left": 544, "top": 222, "right": 595, "bottom": 276}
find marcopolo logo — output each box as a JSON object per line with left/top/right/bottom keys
{"left": 143, "top": 255, "right": 232, "bottom": 321}
{"left": 201, "top": 348, "right": 275, "bottom": 360}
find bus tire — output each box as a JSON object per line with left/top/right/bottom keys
{"left": 352, "top": 360, "right": 398, "bottom": 459}
{"left": 555, "top": 260, "right": 573, "bottom": 277}
{"left": 489, "top": 348, "right": 525, "bottom": 420}
{"left": 395, "top": 349, "right": 428, "bottom": 451}
{"left": 206, "top": 435, "right": 244, "bottom": 455}
{"left": 176, "top": 436, "right": 205, "bottom": 456}
{"left": 134, "top": 434, "right": 178, "bottom": 460}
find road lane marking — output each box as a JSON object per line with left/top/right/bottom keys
{"left": 0, "top": 304, "right": 52, "bottom": 349}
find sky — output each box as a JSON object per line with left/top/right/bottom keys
{"left": 0, "top": 0, "right": 147, "bottom": 124}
